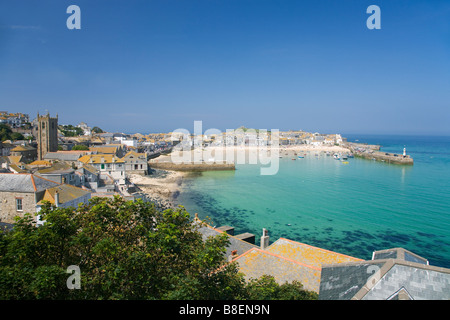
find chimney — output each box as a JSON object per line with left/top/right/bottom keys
{"left": 260, "top": 228, "right": 269, "bottom": 250}
{"left": 54, "top": 190, "right": 60, "bottom": 207}
{"left": 228, "top": 250, "right": 238, "bottom": 262}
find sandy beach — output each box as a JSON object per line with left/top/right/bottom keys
{"left": 152, "top": 144, "right": 351, "bottom": 164}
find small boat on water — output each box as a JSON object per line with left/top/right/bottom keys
{"left": 333, "top": 153, "right": 340, "bottom": 160}
{"left": 298, "top": 156, "right": 304, "bottom": 158}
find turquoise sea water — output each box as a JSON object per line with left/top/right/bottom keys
{"left": 175, "top": 135, "right": 450, "bottom": 268}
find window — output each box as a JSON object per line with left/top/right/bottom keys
{"left": 16, "top": 198, "right": 23, "bottom": 211}
{"left": 101, "top": 164, "right": 105, "bottom": 169}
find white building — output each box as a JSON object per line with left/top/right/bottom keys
{"left": 77, "top": 154, "right": 126, "bottom": 185}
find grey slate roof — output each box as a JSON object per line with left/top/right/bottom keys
{"left": 0, "top": 173, "right": 59, "bottom": 193}
{"left": 372, "top": 248, "right": 428, "bottom": 265}
{"left": 43, "top": 152, "right": 82, "bottom": 161}
{"left": 196, "top": 223, "right": 258, "bottom": 258}
{"left": 319, "top": 248, "right": 450, "bottom": 300}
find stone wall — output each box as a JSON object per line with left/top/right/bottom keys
{"left": 0, "top": 191, "right": 38, "bottom": 223}
{"left": 148, "top": 162, "right": 235, "bottom": 172}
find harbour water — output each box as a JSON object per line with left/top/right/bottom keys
{"left": 175, "top": 135, "right": 450, "bottom": 268}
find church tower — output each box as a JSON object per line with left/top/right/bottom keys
{"left": 37, "top": 112, "right": 58, "bottom": 160}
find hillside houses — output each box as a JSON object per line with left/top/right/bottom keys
{"left": 0, "top": 129, "right": 155, "bottom": 226}
{"left": 122, "top": 150, "right": 148, "bottom": 175}
{"left": 0, "top": 173, "right": 90, "bottom": 225}
{"left": 77, "top": 154, "right": 126, "bottom": 185}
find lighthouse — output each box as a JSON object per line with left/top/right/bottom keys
{"left": 403, "top": 147, "right": 406, "bottom": 157}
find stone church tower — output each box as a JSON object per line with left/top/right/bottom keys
{"left": 37, "top": 112, "right": 58, "bottom": 160}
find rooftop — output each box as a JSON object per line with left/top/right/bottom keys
{"left": 319, "top": 248, "right": 450, "bottom": 300}
{"left": 39, "top": 184, "right": 91, "bottom": 205}
{"left": 231, "top": 237, "right": 362, "bottom": 293}
{"left": 78, "top": 154, "right": 125, "bottom": 164}
{"left": 0, "top": 173, "right": 59, "bottom": 193}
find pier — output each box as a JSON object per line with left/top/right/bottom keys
{"left": 345, "top": 143, "right": 413, "bottom": 165}
{"left": 148, "top": 160, "right": 235, "bottom": 172}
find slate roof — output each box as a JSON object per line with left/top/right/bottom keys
{"left": 39, "top": 184, "right": 91, "bottom": 205}
{"left": 44, "top": 152, "right": 85, "bottom": 162}
{"left": 266, "top": 238, "right": 363, "bottom": 269}
{"left": 29, "top": 160, "right": 52, "bottom": 167}
{"left": 37, "top": 162, "right": 74, "bottom": 174}
{"left": 232, "top": 247, "right": 322, "bottom": 292}
{"left": 372, "top": 248, "right": 428, "bottom": 265}
{"left": 196, "top": 222, "right": 258, "bottom": 258}
{"left": 78, "top": 154, "right": 125, "bottom": 164}
{"left": 11, "top": 145, "right": 36, "bottom": 152}
{"left": 319, "top": 248, "right": 450, "bottom": 300}
{"left": 123, "top": 151, "right": 146, "bottom": 159}
{"left": 230, "top": 238, "right": 362, "bottom": 293}
{"left": 0, "top": 173, "right": 60, "bottom": 193}
{"left": 80, "top": 164, "right": 98, "bottom": 174}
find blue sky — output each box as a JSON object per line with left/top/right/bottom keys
{"left": 0, "top": 0, "right": 449, "bottom": 135}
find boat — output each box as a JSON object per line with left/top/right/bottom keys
{"left": 298, "top": 156, "right": 304, "bottom": 158}
{"left": 333, "top": 153, "right": 340, "bottom": 160}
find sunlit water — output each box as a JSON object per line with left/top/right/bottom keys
{"left": 175, "top": 135, "right": 450, "bottom": 268}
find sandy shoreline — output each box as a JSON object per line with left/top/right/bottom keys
{"left": 153, "top": 144, "right": 351, "bottom": 164}
{"left": 131, "top": 145, "right": 351, "bottom": 208}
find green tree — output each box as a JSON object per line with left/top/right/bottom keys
{"left": 0, "top": 124, "right": 13, "bottom": 141}
{"left": 10, "top": 132, "right": 25, "bottom": 141}
{"left": 0, "top": 197, "right": 317, "bottom": 300}
{"left": 92, "top": 126, "right": 104, "bottom": 134}
{"left": 0, "top": 197, "right": 246, "bottom": 299}
{"left": 244, "top": 275, "right": 318, "bottom": 300}
{"left": 72, "top": 144, "right": 89, "bottom": 151}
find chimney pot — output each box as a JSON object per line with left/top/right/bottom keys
{"left": 260, "top": 228, "right": 269, "bottom": 250}
{"left": 54, "top": 190, "right": 60, "bottom": 207}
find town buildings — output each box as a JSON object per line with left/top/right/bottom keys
{"left": 0, "top": 111, "right": 30, "bottom": 128}
{"left": 122, "top": 150, "right": 148, "bottom": 175}
{"left": 0, "top": 173, "right": 60, "bottom": 223}
{"left": 77, "top": 154, "right": 126, "bottom": 185}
